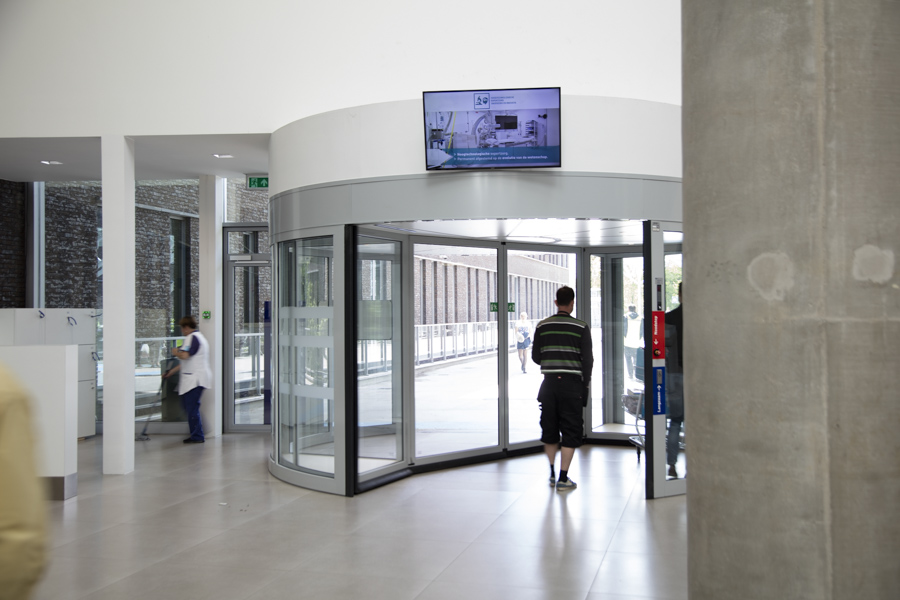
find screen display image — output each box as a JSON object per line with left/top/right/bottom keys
{"left": 423, "top": 87, "right": 561, "bottom": 170}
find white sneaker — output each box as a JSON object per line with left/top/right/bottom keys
{"left": 556, "top": 477, "right": 577, "bottom": 492}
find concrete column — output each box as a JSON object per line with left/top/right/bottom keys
{"left": 101, "top": 136, "right": 136, "bottom": 474}
{"left": 684, "top": 2, "right": 900, "bottom": 598}
{"left": 198, "top": 175, "right": 224, "bottom": 437}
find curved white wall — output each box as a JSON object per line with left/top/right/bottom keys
{"left": 269, "top": 96, "right": 682, "bottom": 195}
{"left": 268, "top": 96, "right": 682, "bottom": 239}
{"left": 0, "top": 1, "right": 680, "bottom": 138}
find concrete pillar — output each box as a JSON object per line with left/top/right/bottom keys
{"left": 198, "top": 175, "right": 224, "bottom": 437}
{"left": 683, "top": 2, "right": 900, "bottom": 598}
{"left": 101, "top": 136, "right": 136, "bottom": 474}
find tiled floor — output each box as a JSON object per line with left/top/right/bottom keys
{"left": 35, "top": 434, "right": 687, "bottom": 600}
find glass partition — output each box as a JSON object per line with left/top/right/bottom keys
{"left": 664, "top": 248, "right": 684, "bottom": 480}
{"left": 277, "top": 236, "right": 336, "bottom": 476}
{"left": 507, "top": 250, "right": 577, "bottom": 445}
{"left": 413, "top": 243, "right": 499, "bottom": 457}
{"left": 356, "top": 236, "right": 403, "bottom": 475}
{"left": 231, "top": 263, "right": 271, "bottom": 426}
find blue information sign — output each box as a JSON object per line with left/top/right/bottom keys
{"left": 653, "top": 367, "right": 667, "bottom": 415}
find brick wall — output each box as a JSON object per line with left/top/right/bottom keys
{"left": 0, "top": 180, "right": 27, "bottom": 307}
{"left": 44, "top": 182, "right": 102, "bottom": 309}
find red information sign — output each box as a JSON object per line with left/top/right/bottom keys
{"left": 651, "top": 311, "right": 666, "bottom": 359}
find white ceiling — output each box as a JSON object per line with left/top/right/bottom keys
{"left": 0, "top": 134, "right": 269, "bottom": 183}
{"left": 0, "top": 135, "right": 684, "bottom": 248}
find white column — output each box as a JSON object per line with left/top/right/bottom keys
{"left": 198, "top": 175, "right": 224, "bottom": 438}
{"left": 25, "top": 182, "right": 45, "bottom": 308}
{"left": 101, "top": 136, "right": 136, "bottom": 474}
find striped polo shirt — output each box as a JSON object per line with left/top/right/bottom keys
{"left": 531, "top": 311, "right": 593, "bottom": 382}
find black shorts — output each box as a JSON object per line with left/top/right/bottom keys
{"left": 537, "top": 376, "right": 584, "bottom": 448}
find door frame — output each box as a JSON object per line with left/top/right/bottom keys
{"left": 223, "top": 223, "right": 271, "bottom": 433}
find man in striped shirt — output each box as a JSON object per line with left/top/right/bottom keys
{"left": 531, "top": 285, "right": 593, "bottom": 491}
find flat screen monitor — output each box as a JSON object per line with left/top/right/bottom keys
{"left": 423, "top": 87, "right": 561, "bottom": 170}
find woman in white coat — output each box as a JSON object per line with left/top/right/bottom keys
{"left": 164, "top": 316, "right": 212, "bottom": 443}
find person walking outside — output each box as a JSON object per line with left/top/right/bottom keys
{"left": 514, "top": 312, "right": 532, "bottom": 373}
{"left": 164, "top": 316, "right": 212, "bottom": 443}
{"left": 623, "top": 304, "right": 643, "bottom": 380}
{"left": 531, "top": 286, "right": 593, "bottom": 492}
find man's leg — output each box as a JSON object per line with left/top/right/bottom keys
{"left": 559, "top": 445, "right": 575, "bottom": 471}
{"left": 544, "top": 442, "right": 558, "bottom": 465}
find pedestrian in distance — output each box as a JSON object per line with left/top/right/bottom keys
{"left": 515, "top": 312, "right": 532, "bottom": 373}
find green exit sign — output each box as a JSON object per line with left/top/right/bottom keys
{"left": 247, "top": 176, "right": 269, "bottom": 189}
{"left": 489, "top": 302, "right": 516, "bottom": 313}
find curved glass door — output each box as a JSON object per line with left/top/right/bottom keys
{"left": 277, "top": 236, "right": 337, "bottom": 477}
{"left": 413, "top": 243, "right": 499, "bottom": 458}
{"left": 507, "top": 249, "right": 578, "bottom": 445}
{"left": 356, "top": 236, "right": 404, "bottom": 477}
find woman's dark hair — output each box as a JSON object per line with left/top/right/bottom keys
{"left": 179, "top": 316, "right": 198, "bottom": 329}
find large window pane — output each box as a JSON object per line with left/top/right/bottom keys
{"left": 277, "top": 237, "right": 335, "bottom": 476}
{"left": 233, "top": 264, "right": 271, "bottom": 425}
{"left": 508, "top": 250, "right": 577, "bottom": 445}
{"left": 592, "top": 254, "right": 644, "bottom": 434}
{"left": 414, "top": 244, "right": 498, "bottom": 457}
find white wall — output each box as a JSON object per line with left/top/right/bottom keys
{"left": 0, "top": 0, "right": 680, "bottom": 138}
{"left": 0, "top": 346, "right": 78, "bottom": 479}
{"left": 269, "top": 96, "right": 682, "bottom": 195}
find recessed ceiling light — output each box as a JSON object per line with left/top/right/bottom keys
{"left": 40, "top": 160, "right": 63, "bottom": 165}
{"left": 212, "top": 154, "right": 234, "bottom": 159}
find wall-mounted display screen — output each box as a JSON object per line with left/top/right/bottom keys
{"left": 423, "top": 87, "right": 561, "bottom": 170}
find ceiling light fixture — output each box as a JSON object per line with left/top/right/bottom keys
{"left": 40, "top": 160, "right": 63, "bottom": 165}
{"left": 212, "top": 154, "right": 234, "bottom": 159}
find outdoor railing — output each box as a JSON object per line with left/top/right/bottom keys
{"left": 359, "top": 320, "right": 541, "bottom": 374}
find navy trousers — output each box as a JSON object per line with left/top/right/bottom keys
{"left": 181, "top": 386, "right": 205, "bottom": 441}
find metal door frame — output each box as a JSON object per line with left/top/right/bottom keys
{"left": 223, "top": 223, "right": 271, "bottom": 433}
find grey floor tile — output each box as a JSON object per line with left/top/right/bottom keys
{"left": 53, "top": 521, "right": 226, "bottom": 563}
{"left": 351, "top": 508, "right": 500, "bottom": 543}
{"left": 31, "top": 555, "right": 146, "bottom": 600}
{"left": 475, "top": 512, "right": 619, "bottom": 552}
{"left": 38, "top": 433, "right": 688, "bottom": 600}
{"left": 168, "top": 526, "right": 342, "bottom": 571}
{"left": 394, "top": 487, "right": 524, "bottom": 516}
{"left": 435, "top": 539, "right": 606, "bottom": 592}
{"left": 418, "top": 580, "right": 588, "bottom": 600}
{"left": 294, "top": 534, "right": 470, "bottom": 580}
{"left": 246, "top": 570, "right": 431, "bottom": 600}
{"left": 78, "top": 561, "right": 284, "bottom": 600}
{"left": 590, "top": 551, "right": 688, "bottom": 599}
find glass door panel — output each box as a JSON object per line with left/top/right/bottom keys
{"left": 277, "top": 237, "right": 336, "bottom": 476}
{"left": 413, "top": 243, "right": 498, "bottom": 457}
{"left": 589, "top": 255, "right": 603, "bottom": 431}
{"left": 664, "top": 246, "right": 684, "bottom": 480}
{"left": 357, "top": 236, "right": 403, "bottom": 475}
{"left": 232, "top": 264, "right": 271, "bottom": 425}
{"left": 507, "top": 249, "right": 577, "bottom": 445}
{"left": 590, "top": 254, "right": 644, "bottom": 435}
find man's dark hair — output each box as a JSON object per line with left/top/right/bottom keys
{"left": 179, "top": 316, "right": 198, "bottom": 329}
{"left": 556, "top": 285, "right": 575, "bottom": 306}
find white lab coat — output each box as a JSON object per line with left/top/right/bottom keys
{"left": 177, "top": 331, "right": 212, "bottom": 394}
